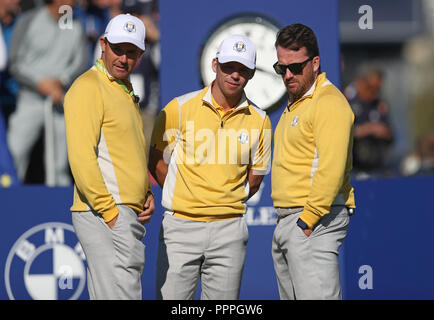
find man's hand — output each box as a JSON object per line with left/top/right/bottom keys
{"left": 354, "top": 122, "right": 392, "bottom": 140}
{"left": 297, "top": 218, "right": 313, "bottom": 237}
{"left": 37, "top": 78, "right": 64, "bottom": 105}
{"left": 247, "top": 170, "right": 264, "bottom": 200}
{"left": 138, "top": 192, "right": 155, "bottom": 224}
{"left": 302, "top": 229, "right": 313, "bottom": 237}
{"left": 106, "top": 214, "right": 118, "bottom": 229}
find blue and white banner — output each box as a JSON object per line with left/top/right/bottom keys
{"left": 2, "top": 176, "right": 434, "bottom": 299}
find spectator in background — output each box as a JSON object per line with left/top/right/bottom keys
{"left": 108, "top": 0, "right": 122, "bottom": 17}
{"left": 18, "top": 0, "right": 43, "bottom": 11}
{"left": 0, "top": 0, "right": 21, "bottom": 120}
{"left": 122, "top": 0, "right": 159, "bottom": 153}
{"left": 400, "top": 133, "right": 434, "bottom": 176}
{"left": 74, "top": 0, "right": 112, "bottom": 67}
{"left": 7, "top": 0, "right": 87, "bottom": 185}
{"left": 0, "top": 0, "right": 21, "bottom": 26}
{"left": 0, "top": 7, "right": 7, "bottom": 73}
{"left": 344, "top": 64, "right": 394, "bottom": 178}
{"left": 0, "top": 0, "right": 19, "bottom": 187}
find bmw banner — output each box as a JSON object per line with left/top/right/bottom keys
{"left": 1, "top": 187, "right": 89, "bottom": 300}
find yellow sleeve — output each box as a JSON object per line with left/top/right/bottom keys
{"left": 64, "top": 75, "right": 118, "bottom": 222}
{"left": 250, "top": 115, "right": 272, "bottom": 175}
{"left": 150, "top": 98, "right": 180, "bottom": 155}
{"left": 300, "top": 94, "right": 354, "bottom": 229}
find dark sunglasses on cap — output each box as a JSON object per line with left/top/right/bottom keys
{"left": 273, "top": 56, "right": 314, "bottom": 75}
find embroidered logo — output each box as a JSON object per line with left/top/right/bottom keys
{"left": 124, "top": 22, "right": 136, "bottom": 33}
{"left": 291, "top": 115, "right": 299, "bottom": 127}
{"left": 233, "top": 41, "right": 246, "bottom": 53}
{"left": 238, "top": 132, "right": 249, "bottom": 144}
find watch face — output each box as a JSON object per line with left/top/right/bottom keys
{"left": 199, "top": 13, "right": 287, "bottom": 113}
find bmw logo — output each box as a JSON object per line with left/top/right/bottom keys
{"left": 4, "top": 222, "right": 87, "bottom": 300}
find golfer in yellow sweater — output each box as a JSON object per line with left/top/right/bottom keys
{"left": 149, "top": 34, "right": 272, "bottom": 300}
{"left": 271, "top": 24, "right": 356, "bottom": 300}
{"left": 64, "top": 14, "right": 154, "bottom": 300}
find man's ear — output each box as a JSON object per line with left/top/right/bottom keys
{"left": 212, "top": 58, "right": 218, "bottom": 73}
{"left": 99, "top": 37, "right": 106, "bottom": 54}
{"left": 312, "top": 56, "right": 320, "bottom": 74}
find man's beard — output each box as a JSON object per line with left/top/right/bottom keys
{"left": 288, "top": 81, "right": 309, "bottom": 102}
{"left": 287, "top": 71, "right": 316, "bottom": 102}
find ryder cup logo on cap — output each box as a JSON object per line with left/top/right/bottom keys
{"left": 216, "top": 34, "right": 256, "bottom": 70}
{"left": 104, "top": 13, "right": 146, "bottom": 51}
{"left": 233, "top": 41, "right": 246, "bottom": 53}
{"left": 124, "top": 22, "right": 136, "bottom": 33}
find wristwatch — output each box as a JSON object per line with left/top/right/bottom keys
{"left": 296, "top": 218, "right": 310, "bottom": 230}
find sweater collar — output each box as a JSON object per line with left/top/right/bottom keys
{"left": 202, "top": 81, "right": 250, "bottom": 111}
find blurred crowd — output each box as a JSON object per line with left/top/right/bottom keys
{"left": 344, "top": 64, "right": 395, "bottom": 179}
{"left": 0, "top": 0, "right": 160, "bottom": 186}
{"left": 343, "top": 61, "right": 434, "bottom": 180}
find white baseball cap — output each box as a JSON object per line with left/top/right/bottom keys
{"left": 216, "top": 34, "right": 256, "bottom": 70}
{"left": 104, "top": 13, "right": 146, "bottom": 51}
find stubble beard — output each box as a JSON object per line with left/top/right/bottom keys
{"left": 288, "top": 71, "right": 317, "bottom": 102}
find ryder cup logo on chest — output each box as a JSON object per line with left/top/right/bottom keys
{"left": 4, "top": 222, "right": 87, "bottom": 300}
{"left": 238, "top": 132, "right": 249, "bottom": 145}
{"left": 124, "top": 21, "right": 136, "bottom": 33}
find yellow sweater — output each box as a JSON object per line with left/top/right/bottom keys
{"left": 271, "top": 73, "right": 355, "bottom": 229}
{"left": 64, "top": 64, "right": 151, "bottom": 222}
{"left": 151, "top": 84, "right": 272, "bottom": 221}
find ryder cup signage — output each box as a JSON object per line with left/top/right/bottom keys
{"left": 4, "top": 222, "right": 87, "bottom": 300}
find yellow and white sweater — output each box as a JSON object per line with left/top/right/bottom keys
{"left": 64, "top": 62, "right": 151, "bottom": 222}
{"left": 151, "top": 83, "right": 272, "bottom": 221}
{"left": 271, "top": 73, "right": 356, "bottom": 229}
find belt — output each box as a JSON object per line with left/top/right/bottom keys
{"left": 275, "top": 205, "right": 355, "bottom": 224}
{"left": 275, "top": 207, "right": 303, "bottom": 217}
{"left": 275, "top": 207, "right": 303, "bottom": 224}
{"left": 173, "top": 211, "right": 243, "bottom": 221}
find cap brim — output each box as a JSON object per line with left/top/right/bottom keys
{"left": 217, "top": 56, "right": 255, "bottom": 70}
{"left": 106, "top": 34, "right": 145, "bottom": 51}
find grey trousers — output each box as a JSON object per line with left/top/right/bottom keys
{"left": 156, "top": 213, "right": 249, "bottom": 300}
{"left": 72, "top": 205, "right": 146, "bottom": 300}
{"left": 272, "top": 206, "right": 350, "bottom": 300}
{"left": 7, "top": 90, "right": 70, "bottom": 185}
